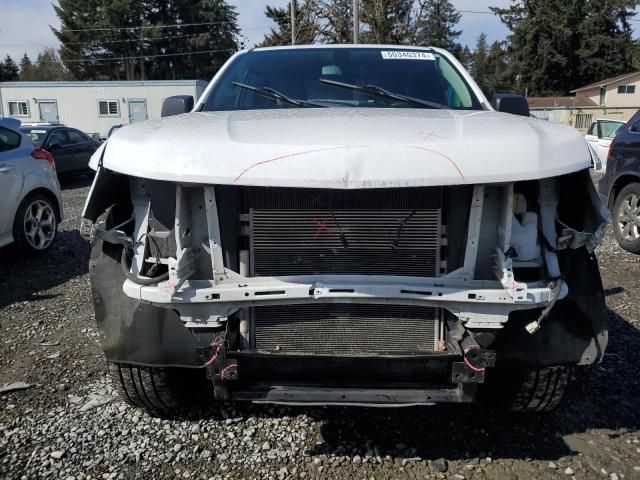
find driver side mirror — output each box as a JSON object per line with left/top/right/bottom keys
{"left": 161, "top": 95, "right": 194, "bottom": 118}
{"left": 492, "top": 94, "right": 530, "bottom": 117}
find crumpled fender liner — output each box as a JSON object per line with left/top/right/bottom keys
{"left": 492, "top": 248, "right": 608, "bottom": 368}
{"left": 90, "top": 236, "right": 213, "bottom": 368}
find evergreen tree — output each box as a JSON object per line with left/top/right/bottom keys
{"left": 414, "top": 0, "right": 462, "bottom": 51}
{"left": 53, "top": 0, "right": 239, "bottom": 81}
{"left": 2, "top": 55, "right": 20, "bottom": 81}
{"left": 459, "top": 45, "right": 472, "bottom": 70}
{"left": 492, "top": 0, "right": 638, "bottom": 96}
{"left": 471, "top": 34, "right": 490, "bottom": 95}
{"left": 32, "top": 48, "right": 72, "bottom": 81}
{"left": 19, "top": 54, "right": 35, "bottom": 81}
{"left": 577, "top": 0, "right": 637, "bottom": 86}
{"left": 486, "top": 41, "right": 514, "bottom": 96}
{"left": 492, "top": 0, "right": 584, "bottom": 96}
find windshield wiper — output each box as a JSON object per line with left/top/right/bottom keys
{"left": 232, "top": 82, "right": 326, "bottom": 108}
{"left": 319, "top": 78, "right": 447, "bottom": 110}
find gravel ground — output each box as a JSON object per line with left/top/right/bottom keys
{"left": 1, "top": 176, "right": 639, "bottom": 480}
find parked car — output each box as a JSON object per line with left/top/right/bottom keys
{"left": 20, "top": 122, "right": 65, "bottom": 127}
{"left": 599, "top": 111, "right": 640, "bottom": 254}
{"left": 585, "top": 119, "right": 626, "bottom": 168}
{"left": 0, "top": 118, "right": 62, "bottom": 254}
{"left": 82, "top": 45, "right": 609, "bottom": 417}
{"left": 20, "top": 125, "right": 100, "bottom": 174}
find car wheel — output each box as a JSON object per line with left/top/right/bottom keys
{"left": 12, "top": 193, "right": 58, "bottom": 254}
{"left": 108, "top": 363, "right": 210, "bottom": 418}
{"left": 612, "top": 182, "right": 640, "bottom": 254}
{"left": 482, "top": 366, "right": 572, "bottom": 412}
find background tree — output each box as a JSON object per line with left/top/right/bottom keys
{"left": 414, "top": 0, "right": 462, "bottom": 53}
{"left": 19, "top": 54, "right": 35, "bottom": 81}
{"left": 261, "top": 1, "right": 321, "bottom": 46}
{"left": 359, "top": 0, "right": 414, "bottom": 44}
{"left": 470, "top": 34, "right": 490, "bottom": 94}
{"left": 485, "top": 41, "right": 513, "bottom": 95}
{"left": 492, "top": 0, "right": 638, "bottom": 96}
{"left": 577, "top": 0, "right": 637, "bottom": 86}
{"left": 313, "top": 0, "right": 353, "bottom": 43}
{"left": 1, "top": 55, "right": 20, "bottom": 81}
{"left": 53, "top": 0, "right": 239, "bottom": 81}
{"left": 31, "top": 48, "right": 72, "bottom": 81}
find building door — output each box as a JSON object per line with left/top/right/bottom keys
{"left": 128, "top": 99, "right": 147, "bottom": 124}
{"left": 38, "top": 101, "right": 59, "bottom": 123}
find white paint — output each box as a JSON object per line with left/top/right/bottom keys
{"left": 96, "top": 107, "right": 592, "bottom": 189}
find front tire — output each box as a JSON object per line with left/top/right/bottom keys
{"left": 483, "top": 366, "right": 573, "bottom": 412}
{"left": 109, "top": 363, "right": 209, "bottom": 417}
{"left": 612, "top": 182, "right": 640, "bottom": 254}
{"left": 12, "top": 193, "right": 58, "bottom": 254}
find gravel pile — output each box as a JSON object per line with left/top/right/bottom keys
{"left": 1, "top": 177, "right": 639, "bottom": 480}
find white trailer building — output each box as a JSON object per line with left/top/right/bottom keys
{"left": 0, "top": 80, "right": 208, "bottom": 138}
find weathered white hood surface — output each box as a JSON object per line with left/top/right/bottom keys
{"left": 95, "top": 108, "right": 592, "bottom": 188}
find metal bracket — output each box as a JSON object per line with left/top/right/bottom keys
{"left": 451, "top": 349, "right": 495, "bottom": 384}
{"left": 198, "top": 325, "right": 238, "bottom": 400}
{"left": 493, "top": 247, "right": 527, "bottom": 301}
{"left": 81, "top": 218, "right": 133, "bottom": 248}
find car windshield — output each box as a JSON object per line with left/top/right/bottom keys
{"left": 600, "top": 121, "right": 624, "bottom": 139}
{"left": 201, "top": 48, "right": 483, "bottom": 112}
{"left": 20, "top": 128, "right": 48, "bottom": 146}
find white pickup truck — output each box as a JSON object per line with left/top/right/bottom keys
{"left": 81, "top": 45, "right": 609, "bottom": 417}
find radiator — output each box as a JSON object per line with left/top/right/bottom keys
{"left": 253, "top": 304, "right": 440, "bottom": 354}
{"left": 244, "top": 187, "right": 444, "bottom": 354}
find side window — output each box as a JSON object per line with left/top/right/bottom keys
{"left": 67, "top": 129, "right": 86, "bottom": 144}
{"left": 630, "top": 119, "right": 640, "bottom": 133}
{"left": 7, "top": 100, "right": 30, "bottom": 117}
{"left": 98, "top": 100, "right": 120, "bottom": 117}
{"left": 0, "top": 127, "right": 21, "bottom": 153}
{"left": 47, "top": 130, "right": 68, "bottom": 147}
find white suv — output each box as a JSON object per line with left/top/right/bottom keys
{"left": 83, "top": 45, "right": 609, "bottom": 416}
{"left": 0, "top": 118, "right": 62, "bottom": 254}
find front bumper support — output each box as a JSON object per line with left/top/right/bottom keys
{"left": 123, "top": 274, "right": 567, "bottom": 329}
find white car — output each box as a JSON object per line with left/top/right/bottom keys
{"left": 585, "top": 119, "right": 626, "bottom": 168}
{"left": 0, "top": 118, "right": 62, "bottom": 253}
{"left": 82, "top": 45, "right": 609, "bottom": 416}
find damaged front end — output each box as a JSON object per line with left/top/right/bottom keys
{"left": 82, "top": 167, "right": 609, "bottom": 406}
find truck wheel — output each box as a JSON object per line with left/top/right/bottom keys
{"left": 484, "top": 366, "right": 572, "bottom": 412}
{"left": 612, "top": 182, "right": 640, "bottom": 254}
{"left": 108, "top": 363, "right": 209, "bottom": 417}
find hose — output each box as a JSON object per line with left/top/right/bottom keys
{"left": 120, "top": 247, "right": 169, "bottom": 286}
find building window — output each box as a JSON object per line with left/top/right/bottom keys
{"left": 575, "top": 113, "right": 594, "bottom": 130}
{"left": 98, "top": 100, "right": 120, "bottom": 117}
{"left": 8, "top": 101, "right": 29, "bottom": 117}
{"left": 617, "top": 85, "right": 636, "bottom": 94}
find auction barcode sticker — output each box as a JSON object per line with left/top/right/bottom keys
{"left": 381, "top": 51, "right": 435, "bottom": 61}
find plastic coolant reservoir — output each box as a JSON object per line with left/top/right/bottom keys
{"left": 511, "top": 212, "right": 540, "bottom": 262}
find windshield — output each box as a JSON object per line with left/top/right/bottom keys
{"left": 201, "top": 48, "right": 483, "bottom": 112}
{"left": 20, "top": 128, "right": 48, "bottom": 146}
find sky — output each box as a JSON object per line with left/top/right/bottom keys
{"left": 0, "top": 0, "right": 511, "bottom": 61}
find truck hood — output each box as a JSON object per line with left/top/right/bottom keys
{"left": 94, "top": 108, "right": 592, "bottom": 188}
